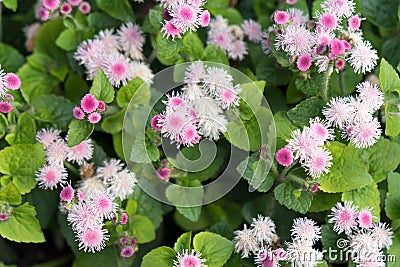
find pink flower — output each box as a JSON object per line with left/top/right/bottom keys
{"left": 38, "top": 6, "right": 50, "bottom": 21}
{"left": 163, "top": 9, "right": 173, "bottom": 20}
{"left": 81, "top": 94, "right": 98, "bottom": 113}
{"left": 119, "top": 237, "right": 129, "bottom": 245}
{"left": 162, "top": 20, "right": 182, "bottom": 40}
{"left": 274, "top": 11, "right": 289, "bottom": 25}
{"left": 165, "top": 93, "right": 185, "bottom": 109}
{"left": 77, "top": 190, "right": 84, "bottom": 202}
{"left": 36, "top": 164, "right": 68, "bottom": 190}
{"left": 348, "top": 15, "right": 362, "bottom": 31}
{"left": 73, "top": 106, "right": 85, "bottom": 120}
{"left": 0, "top": 102, "right": 12, "bottom": 113}
{"left": 0, "top": 212, "right": 9, "bottom": 221}
{"left": 174, "top": 250, "right": 207, "bottom": 267}
{"left": 319, "top": 13, "right": 337, "bottom": 31}
{"left": 356, "top": 81, "right": 384, "bottom": 112}
{"left": 304, "top": 148, "right": 332, "bottom": 178}
{"left": 36, "top": 128, "right": 61, "bottom": 148}
{"left": 4, "top": 73, "right": 21, "bottom": 90}
{"left": 330, "top": 39, "right": 345, "bottom": 56}
{"left": 199, "top": 10, "right": 210, "bottom": 27}
{"left": 120, "top": 246, "right": 135, "bottom": 258}
{"left": 342, "top": 40, "right": 351, "bottom": 50}
{"left": 358, "top": 208, "right": 373, "bottom": 228}
{"left": 67, "top": 139, "right": 93, "bottom": 165}
{"left": 335, "top": 58, "right": 345, "bottom": 70}
{"left": 68, "top": 203, "right": 102, "bottom": 232}
{"left": 169, "top": 2, "right": 200, "bottom": 32}
{"left": 328, "top": 201, "right": 358, "bottom": 235}
{"left": 347, "top": 40, "right": 378, "bottom": 74}
{"left": 68, "top": 0, "right": 82, "bottom": 6}
{"left": 297, "top": 54, "right": 312, "bottom": 71}
{"left": 46, "top": 139, "right": 69, "bottom": 165}
{"left": 323, "top": 97, "right": 354, "bottom": 129}
{"left": 242, "top": 19, "right": 262, "bottom": 42}
{"left": 102, "top": 53, "right": 133, "bottom": 88}
{"left": 78, "top": 1, "right": 91, "bottom": 14}
{"left": 156, "top": 167, "right": 171, "bottom": 180}
{"left": 78, "top": 227, "right": 109, "bottom": 253}
{"left": 311, "top": 183, "right": 319, "bottom": 193}
{"left": 151, "top": 114, "right": 164, "bottom": 130}
{"left": 255, "top": 249, "right": 279, "bottom": 267}
{"left": 309, "top": 117, "right": 334, "bottom": 144}
{"left": 4, "top": 94, "right": 14, "bottom": 100}
{"left": 60, "top": 185, "right": 75, "bottom": 202}
{"left": 180, "top": 124, "right": 201, "bottom": 146}
{"left": 117, "top": 23, "right": 145, "bottom": 60}
{"left": 291, "top": 218, "right": 321, "bottom": 243}
{"left": 227, "top": 40, "right": 248, "bottom": 61}
{"left": 60, "top": 3, "right": 72, "bottom": 15}
{"left": 275, "top": 248, "right": 287, "bottom": 260}
{"left": 97, "top": 100, "right": 106, "bottom": 112}
{"left": 120, "top": 212, "right": 128, "bottom": 225}
{"left": 349, "top": 118, "right": 381, "bottom": 148}
{"left": 88, "top": 112, "right": 101, "bottom": 124}
{"left": 276, "top": 147, "right": 294, "bottom": 166}
{"left": 89, "top": 191, "right": 117, "bottom": 220}
{"left": 42, "top": 0, "right": 60, "bottom": 11}
{"left": 286, "top": 0, "right": 297, "bottom": 4}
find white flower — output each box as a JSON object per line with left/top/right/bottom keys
{"left": 251, "top": 215, "right": 276, "bottom": 244}
{"left": 233, "top": 224, "right": 259, "bottom": 258}
{"left": 105, "top": 169, "right": 136, "bottom": 200}
{"left": 347, "top": 40, "right": 378, "bottom": 74}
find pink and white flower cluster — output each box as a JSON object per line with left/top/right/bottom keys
{"left": 207, "top": 16, "right": 262, "bottom": 61}
{"left": 74, "top": 23, "right": 153, "bottom": 87}
{"left": 0, "top": 202, "right": 13, "bottom": 222}
{"left": 0, "top": 66, "right": 21, "bottom": 114}
{"left": 37, "top": 0, "right": 91, "bottom": 21}
{"left": 173, "top": 249, "right": 207, "bottom": 267}
{"left": 323, "top": 81, "right": 383, "bottom": 148}
{"left": 328, "top": 201, "right": 393, "bottom": 267}
{"left": 118, "top": 236, "right": 137, "bottom": 258}
{"left": 160, "top": 0, "right": 210, "bottom": 40}
{"left": 73, "top": 94, "right": 106, "bottom": 124}
{"left": 35, "top": 128, "right": 93, "bottom": 189}
{"left": 151, "top": 62, "right": 241, "bottom": 147}
{"left": 268, "top": 0, "right": 378, "bottom": 74}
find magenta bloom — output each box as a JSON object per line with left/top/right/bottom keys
{"left": 311, "top": 183, "right": 319, "bottom": 193}
{"left": 60, "top": 3, "right": 72, "bottom": 14}
{"left": 120, "top": 246, "right": 135, "bottom": 258}
{"left": 156, "top": 167, "right": 171, "bottom": 180}
{"left": 199, "top": 10, "right": 210, "bottom": 27}
{"left": 0, "top": 212, "right": 9, "bottom": 221}
{"left": 335, "top": 58, "right": 345, "bottom": 70}
{"left": 60, "top": 186, "right": 74, "bottom": 202}
{"left": 120, "top": 212, "right": 128, "bottom": 225}
{"left": 88, "top": 112, "right": 101, "bottom": 124}
{"left": 81, "top": 94, "right": 98, "bottom": 113}
{"left": 150, "top": 114, "right": 164, "bottom": 131}
{"left": 77, "top": 190, "right": 84, "bottom": 202}
{"left": 274, "top": 11, "right": 289, "bottom": 25}
{"left": 42, "top": 0, "right": 60, "bottom": 10}
{"left": 330, "top": 39, "right": 345, "bottom": 56}
{"left": 162, "top": 21, "right": 182, "bottom": 40}
{"left": 79, "top": 1, "right": 91, "bottom": 14}
{"left": 342, "top": 40, "right": 351, "bottom": 51}
{"left": 358, "top": 208, "right": 373, "bottom": 228}
{"left": 0, "top": 102, "right": 12, "bottom": 113}
{"left": 348, "top": 15, "right": 362, "bottom": 31}
{"left": 4, "top": 73, "right": 21, "bottom": 90}
{"left": 68, "top": 0, "right": 82, "bottom": 6}
{"left": 119, "top": 237, "right": 129, "bottom": 245}
{"left": 38, "top": 6, "right": 50, "bottom": 21}
{"left": 5, "top": 94, "right": 14, "bottom": 100}
{"left": 297, "top": 54, "right": 312, "bottom": 71}
{"left": 276, "top": 147, "right": 294, "bottom": 166}
{"left": 97, "top": 100, "right": 106, "bottom": 112}
{"left": 319, "top": 13, "right": 337, "bottom": 31}
{"left": 286, "top": 0, "right": 297, "bottom": 4}
{"left": 73, "top": 106, "right": 85, "bottom": 120}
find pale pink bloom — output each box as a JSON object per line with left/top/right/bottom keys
{"left": 218, "top": 85, "right": 240, "bottom": 109}
{"left": 60, "top": 185, "right": 75, "bottom": 202}
{"left": 180, "top": 124, "right": 201, "bottom": 146}
{"left": 105, "top": 169, "right": 136, "bottom": 200}
{"left": 276, "top": 147, "right": 294, "bottom": 166}
{"left": 162, "top": 20, "right": 182, "bottom": 40}
{"left": 208, "top": 15, "right": 229, "bottom": 32}
{"left": 156, "top": 167, "right": 171, "bottom": 180}
{"left": 38, "top": 6, "right": 50, "bottom": 21}
{"left": 348, "top": 15, "right": 362, "bottom": 31}
{"left": 207, "top": 30, "right": 233, "bottom": 51}
{"left": 88, "top": 112, "right": 101, "bottom": 124}
{"left": 305, "top": 148, "right": 333, "bottom": 178}
{"left": 286, "top": 0, "right": 297, "bottom": 4}
{"left": 274, "top": 11, "right": 289, "bottom": 25}
{"left": 77, "top": 190, "right": 84, "bottom": 202}
{"left": 347, "top": 40, "right": 378, "bottom": 74}
{"left": 120, "top": 246, "right": 135, "bottom": 258}
{"left": 73, "top": 106, "right": 85, "bottom": 120}
{"left": 89, "top": 191, "right": 118, "bottom": 220}
{"left": 286, "top": 128, "right": 318, "bottom": 162}
{"left": 4, "top": 73, "right": 21, "bottom": 90}
{"left": 36, "top": 128, "right": 61, "bottom": 148}
{"left": 46, "top": 139, "right": 68, "bottom": 165}
{"left": 297, "top": 54, "right": 312, "bottom": 71}
{"left": 356, "top": 81, "right": 384, "bottom": 112}
{"left": 102, "top": 53, "right": 133, "bottom": 87}
{"left": 117, "top": 23, "right": 145, "bottom": 60}
{"left": 349, "top": 231, "right": 377, "bottom": 255}
{"left": 68, "top": 202, "right": 102, "bottom": 232}
{"left": 371, "top": 222, "right": 393, "bottom": 249}
{"left": 67, "top": 139, "right": 93, "bottom": 165}
{"left": 199, "top": 10, "right": 210, "bottom": 27}
{"left": 36, "top": 164, "right": 68, "bottom": 190}
{"left": 119, "top": 237, "right": 129, "bottom": 245}
{"left": 203, "top": 66, "right": 233, "bottom": 94}
{"left": 78, "top": 177, "right": 105, "bottom": 199}
{"left": 316, "top": 30, "right": 334, "bottom": 46}
{"left": 309, "top": 117, "right": 334, "bottom": 144}
{"left": 97, "top": 158, "right": 124, "bottom": 181}
{"left": 314, "top": 55, "right": 330, "bottom": 72}
{"left": 349, "top": 118, "right": 381, "bottom": 148}
{"left": 68, "top": 0, "right": 82, "bottom": 6}
{"left": 234, "top": 224, "right": 259, "bottom": 258}
{"left": 79, "top": 1, "right": 91, "bottom": 14}
{"left": 131, "top": 62, "right": 154, "bottom": 85}
{"left": 228, "top": 40, "right": 248, "bottom": 61}
{"left": 81, "top": 94, "right": 98, "bottom": 113}
{"left": 242, "top": 19, "right": 262, "bottom": 42}
{"left": 165, "top": 92, "right": 185, "bottom": 109}
{"left": 318, "top": 13, "right": 338, "bottom": 31}
{"left": 358, "top": 208, "right": 374, "bottom": 229}
{"left": 60, "top": 3, "right": 72, "bottom": 14}
{"left": 323, "top": 97, "right": 354, "bottom": 129}
{"left": 97, "top": 100, "right": 106, "bottom": 112}
{"left": 321, "top": 0, "right": 355, "bottom": 18}
{"left": 74, "top": 40, "right": 103, "bottom": 65}
{"left": 291, "top": 218, "right": 321, "bottom": 244}
{"left": 169, "top": 2, "right": 201, "bottom": 32}
{"left": 4, "top": 94, "right": 13, "bottom": 100}
{"left": 184, "top": 61, "right": 206, "bottom": 84}
{"left": 251, "top": 214, "right": 276, "bottom": 244}
{"left": 173, "top": 249, "right": 207, "bottom": 267}
{"left": 287, "top": 8, "right": 308, "bottom": 26}
{"left": 0, "top": 101, "right": 12, "bottom": 113}
{"left": 42, "top": 0, "right": 60, "bottom": 11}
{"left": 285, "top": 240, "right": 323, "bottom": 266}
{"left": 95, "top": 29, "right": 119, "bottom": 52}
{"left": 159, "top": 106, "right": 194, "bottom": 141}
{"left": 328, "top": 201, "right": 358, "bottom": 235}
{"left": 275, "top": 25, "right": 315, "bottom": 56}
{"left": 78, "top": 227, "right": 109, "bottom": 253}
{"left": 255, "top": 248, "right": 279, "bottom": 267}
{"left": 261, "top": 30, "right": 271, "bottom": 55}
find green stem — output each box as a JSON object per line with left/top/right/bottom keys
{"left": 323, "top": 63, "right": 334, "bottom": 103}
{"left": 0, "top": 4, "right": 2, "bottom": 43}
{"left": 270, "top": 163, "right": 279, "bottom": 177}
{"left": 339, "top": 70, "right": 345, "bottom": 96}
{"left": 64, "top": 161, "right": 80, "bottom": 176}
{"left": 147, "top": 48, "right": 158, "bottom": 65}
{"left": 31, "top": 254, "right": 74, "bottom": 267}
{"left": 286, "top": 174, "right": 307, "bottom": 185}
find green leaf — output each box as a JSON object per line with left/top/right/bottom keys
{"left": 90, "top": 69, "right": 115, "bottom": 103}
{"left": 360, "top": 0, "right": 399, "bottom": 29}
{"left": 0, "top": 203, "right": 45, "bottom": 243}
{"left": 129, "top": 138, "right": 160, "bottom": 163}
{"left": 256, "top": 57, "right": 292, "bottom": 87}
{"left": 67, "top": 119, "right": 94, "bottom": 147}
{"left": 385, "top": 172, "right": 400, "bottom": 220}
{"left": 87, "top": 12, "right": 119, "bottom": 31}
{"left": 5, "top": 113, "right": 36, "bottom": 145}
{"left": 0, "top": 144, "right": 45, "bottom": 194}
{"left": 183, "top": 32, "right": 204, "bottom": 60}
{"left": 116, "top": 78, "right": 149, "bottom": 108}
{"left": 56, "top": 29, "right": 77, "bottom": 51}
{"left": 174, "top": 232, "right": 192, "bottom": 254}
{"left": 379, "top": 58, "right": 400, "bottom": 136}
{"left": 321, "top": 224, "right": 346, "bottom": 263}
{"left": 239, "top": 81, "right": 265, "bottom": 120}
{"left": 23, "top": 188, "right": 58, "bottom": 229}
{"left": 101, "top": 109, "right": 125, "bottom": 134}
{"left": 295, "top": 72, "right": 324, "bottom": 96}
{"left": 157, "top": 33, "right": 184, "bottom": 59}
{"left": 382, "top": 37, "right": 400, "bottom": 72}
{"left": 95, "top": 0, "right": 134, "bottom": 22}
{"left": 193, "top": 232, "right": 234, "bottom": 267}
{"left": 0, "top": 43, "right": 24, "bottom": 72}
{"left": 132, "top": 187, "right": 163, "bottom": 229}
{"left": 207, "top": 222, "right": 234, "bottom": 240}
{"left": 0, "top": 113, "right": 8, "bottom": 139}
{"left": 0, "top": 182, "right": 21, "bottom": 205}
{"left": 237, "top": 155, "right": 274, "bottom": 193}
{"left": 65, "top": 72, "right": 89, "bottom": 102}
{"left": 202, "top": 44, "right": 229, "bottom": 65}
{"left": 142, "top": 9, "right": 163, "bottom": 34}
{"left": 58, "top": 213, "right": 79, "bottom": 255}
{"left": 342, "top": 182, "right": 381, "bottom": 220}
{"left": 3, "top": 0, "right": 17, "bottom": 11}
{"left": 31, "top": 94, "right": 75, "bottom": 132}
{"left": 319, "top": 142, "right": 372, "bottom": 193}
{"left": 73, "top": 246, "right": 118, "bottom": 266}
{"left": 388, "top": 233, "right": 400, "bottom": 267}
{"left": 274, "top": 112, "right": 298, "bottom": 140}
{"left": 112, "top": 132, "right": 125, "bottom": 161}
{"left": 130, "top": 215, "right": 156, "bottom": 244}
{"left": 141, "top": 247, "right": 176, "bottom": 267}
{"left": 308, "top": 191, "right": 341, "bottom": 213}
{"left": 330, "top": 67, "right": 363, "bottom": 97}
{"left": 287, "top": 96, "right": 324, "bottom": 126}
{"left": 274, "top": 182, "right": 313, "bottom": 214}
